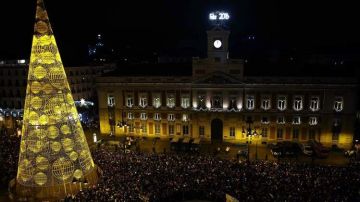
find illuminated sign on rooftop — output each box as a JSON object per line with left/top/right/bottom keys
{"left": 209, "top": 11, "right": 230, "bottom": 21}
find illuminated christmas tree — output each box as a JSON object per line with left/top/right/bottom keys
{"left": 14, "top": 0, "right": 98, "bottom": 199}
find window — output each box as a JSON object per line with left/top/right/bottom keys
{"left": 129, "top": 124, "right": 134, "bottom": 133}
{"left": 332, "top": 119, "right": 341, "bottom": 141}
{"left": 176, "top": 124, "right": 181, "bottom": 133}
{"left": 309, "top": 117, "right": 318, "bottom": 126}
{"left": 127, "top": 112, "right": 134, "bottom": 120}
{"left": 261, "top": 117, "right": 269, "bottom": 124}
{"left": 211, "top": 95, "right": 222, "bottom": 108}
{"left": 155, "top": 124, "right": 161, "bottom": 134}
{"left": 334, "top": 97, "right": 343, "bottom": 112}
{"left": 140, "top": 113, "right": 147, "bottom": 120}
{"left": 293, "top": 96, "right": 303, "bottom": 111}
{"left": 199, "top": 126, "right": 205, "bottom": 136}
{"left": 181, "top": 97, "right": 190, "bottom": 108}
{"left": 310, "top": 97, "right": 320, "bottom": 111}
{"left": 182, "top": 114, "right": 189, "bottom": 122}
{"left": 246, "top": 95, "right": 255, "bottom": 110}
{"left": 167, "top": 95, "right": 175, "bottom": 108}
{"left": 292, "top": 116, "right": 301, "bottom": 125}
{"left": 126, "top": 96, "right": 134, "bottom": 107}
{"left": 277, "top": 128, "right": 283, "bottom": 139}
{"left": 154, "top": 113, "right": 161, "bottom": 121}
{"left": 139, "top": 97, "right": 148, "bottom": 108}
{"left": 141, "top": 124, "right": 147, "bottom": 133}
{"left": 169, "top": 125, "right": 175, "bottom": 135}
{"left": 153, "top": 95, "right": 161, "bottom": 108}
{"left": 168, "top": 114, "right": 175, "bottom": 121}
{"left": 229, "top": 127, "right": 235, "bottom": 137}
{"left": 261, "top": 98, "right": 271, "bottom": 110}
{"left": 229, "top": 97, "right": 237, "bottom": 110}
{"left": 107, "top": 95, "right": 115, "bottom": 107}
{"left": 277, "top": 96, "right": 287, "bottom": 111}
{"left": 277, "top": 116, "right": 285, "bottom": 124}
{"left": 261, "top": 128, "right": 268, "bottom": 137}
{"left": 309, "top": 129, "right": 316, "bottom": 140}
{"left": 293, "top": 128, "right": 299, "bottom": 139}
{"left": 198, "top": 95, "right": 206, "bottom": 109}
{"left": 183, "top": 125, "right": 189, "bottom": 135}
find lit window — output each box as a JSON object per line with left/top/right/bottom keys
{"left": 141, "top": 124, "right": 147, "bottom": 133}
{"left": 183, "top": 125, "right": 189, "bottom": 135}
{"left": 140, "top": 113, "right": 147, "bottom": 120}
{"left": 229, "top": 127, "right": 235, "bottom": 137}
{"left": 155, "top": 124, "right": 161, "bottom": 134}
{"left": 181, "top": 97, "right": 190, "bottom": 108}
{"left": 127, "top": 112, "right": 134, "bottom": 120}
{"left": 292, "top": 116, "right": 301, "bottom": 125}
{"left": 334, "top": 97, "right": 343, "bottom": 112}
{"left": 277, "top": 96, "right": 286, "bottom": 111}
{"left": 310, "top": 97, "right": 320, "bottom": 111}
{"left": 168, "top": 114, "right": 175, "bottom": 121}
{"left": 309, "top": 117, "right": 318, "bottom": 125}
{"left": 246, "top": 95, "right": 255, "bottom": 110}
{"left": 261, "top": 98, "right": 271, "bottom": 110}
{"left": 199, "top": 126, "right": 205, "bottom": 136}
{"left": 126, "top": 96, "right": 134, "bottom": 108}
{"left": 107, "top": 95, "right": 115, "bottom": 107}
{"left": 154, "top": 113, "right": 161, "bottom": 121}
{"left": 261, "top": 117, "right": 269, "bottom": 124}
{"left": 169, "top": 125, "right": 175, "bottom": 135}
{"left": 261, "top": 128, "right": 268, "bottom": 137}
{"left": 166, "top": 95, "right": 175, "bottom": 108}
{"left": 176, "top": 124, "right": 181, "bottom": 133}
{"left": 277, "top": 116, "right": 285, "bottom": 124}
{"left": 182, "top": 114, "right": 189, "bottom": 122}
{"left": 139, "top": 97, "right": 147, "bottom": 108}
{"left": 153, "top": 95, "right": 161, "bottom": 108}
{"left": 293, "top": 96, "right": 303, "bottom": 111}
{"left": 17, "top": 59, "right": 26, "bottom": 64}
{"left": 129, "top": 123, "right": 134, "bottom": 133}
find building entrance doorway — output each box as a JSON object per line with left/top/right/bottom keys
{"left": 211, "top": 118, "right": 223, "bottom": 142}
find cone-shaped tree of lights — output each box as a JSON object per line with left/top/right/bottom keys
{"left": 15, "top": 0, "right": 98, "bottom": 198}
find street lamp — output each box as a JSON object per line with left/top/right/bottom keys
{"left": 117, "top": 111, "right": 128, "bottom": 128}
{"left": 243, "top": 116, "right": 254, "bottom": 162}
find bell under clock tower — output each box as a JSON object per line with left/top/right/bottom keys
{"left": 207, "top": 27, "right": 230, "bottom": 63}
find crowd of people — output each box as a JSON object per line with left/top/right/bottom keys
{"left": 0, "top": 128, "right": 20, "bottom": 189}
{"left": 0, "top": 128, "right": 359, "bottom": 201}
{"left": 69, "top": 148, "right": 360, "bottom": 202}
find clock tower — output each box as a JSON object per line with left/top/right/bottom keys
{"left": 192, "top": 11, "right": 244, "bottom": 81}
{"left": 207, "top": 27, "right": 230, "bottom": 63}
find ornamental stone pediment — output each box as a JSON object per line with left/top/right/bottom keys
{"left": 193, "top": 71, "right": 242, "bottom": 84}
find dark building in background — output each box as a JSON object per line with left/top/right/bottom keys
{"left": 0, "top": 59, "right": 115, "bottom": 132}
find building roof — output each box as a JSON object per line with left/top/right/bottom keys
{"left": 244, "top": 62, "right": 359, "bottom": 77}
{"left": 101, "top": 63, "right": 193, "bottom": 77}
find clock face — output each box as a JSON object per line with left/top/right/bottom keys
{"left": 213, "top": 40, "right": 222, "bottom": 48}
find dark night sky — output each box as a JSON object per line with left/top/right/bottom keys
{"left": 0, "top": 0, "right": 359, "bottom": 65}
